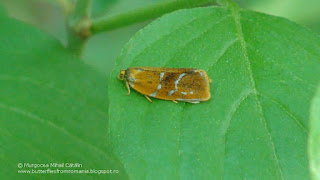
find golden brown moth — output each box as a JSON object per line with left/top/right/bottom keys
{"left": 118, "top": 67, "right": 211, "bottom": 103}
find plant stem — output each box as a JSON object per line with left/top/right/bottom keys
{"left": 71, "top": 0, "right": 92, "bottom": 20}
{"left": 66, "top": 27, "right": 86, "bottom": 57}
{"left": 90, "top": 0, "right": 217, "bottom": 34}
{"left": 56, "top": 0, "right": 74, "bottom": 14}
{"left": 66, "top": 0, "right": 92, "bottom": 56}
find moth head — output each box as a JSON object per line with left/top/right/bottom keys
{"left": 118, "top": 70, "right": 126, "bottom": 81}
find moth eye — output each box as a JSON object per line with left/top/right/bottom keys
{"left": 118, "top": 70, "right": 126, "bottom": 80}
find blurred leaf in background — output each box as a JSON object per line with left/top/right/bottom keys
{"left": 0, "top": 3, "right": 127, "bottom": 179}
{"left": 1, "top": 0, "right": 68, "bottom": 44}
{"left": 237, "top": 0, "right": 320, "bottom": 33}
{"left": 91, "top": 0, "right": 117, "bottom": 18}
{"left": 0, "top": 0, "right": 6, "bottom": 15}
{"left": 309, "top": 85, "right": 320, "bottom": 180}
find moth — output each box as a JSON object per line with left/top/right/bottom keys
{"left": 118, "top": 67, "right": 211, "bottom": 103}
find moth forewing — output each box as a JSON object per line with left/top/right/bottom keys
{"left": 118, "top": 67, "right": 211, "bottom": 103}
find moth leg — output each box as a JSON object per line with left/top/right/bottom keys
{"left": 188, "top": 101, "right": 200, "bottom": 104}
{"left": 172, "top": 100, "right": 178, "bottom": 104}
{"left": 144, "top": 95, "right": 153, "bottom": 103}
{"left": 126, "top": 81, "right": 131, "bottom": 95}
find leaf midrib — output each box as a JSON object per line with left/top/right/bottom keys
{"left": 228, "top": 5, "right": 284, "bottom": 179}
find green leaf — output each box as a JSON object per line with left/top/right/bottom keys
{"left": 309, "top": 84, "right": 320, "bottom": 180}
{"left": 109, "top": 6, "right": 320, "bottom": 179}
{"left": 0, "top": 2, "right": 7, "bottom": 16}
{"left": 240, "top": 0, "right": 320, "bottom": 26}
{"left": 0, "top": 12, "right": 127, "bottom": 179}
{"left": 2, "top": 0, "right": 75, "bottom": 13}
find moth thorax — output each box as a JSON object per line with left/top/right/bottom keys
{"left": 118, "top": 70, "right": 126, "bottom": 80}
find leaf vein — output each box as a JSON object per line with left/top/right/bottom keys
{"left": 161, "top": 15, "right": 232, "bottom": 68}
{"left": 206, "top": 38, "right": 238, "bottom": 72}
{"left": 129, "top": 12, "right": 226, "bottom": 66}
{"left": 0, "top": 127, "right": 55, "bottom": 161}
{"left": 258, "top": 93, "right": 308, "bottom": 134}
{"left": 0, "top": 102, "right": 112, "bottom": 162}
{"left": 176, "top": 102, "right": 186, "bottom": 179}
{"left": 230, "top": 6, "right": 284, "bottom": 179}
{"left": 128, "top": 13, "right": 210, "bottom": 66}
{"left": 222, "top": 89, "right": 252, "bottom": 178}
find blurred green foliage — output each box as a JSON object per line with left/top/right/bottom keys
{"left": 0, "top": 0, "right": 165, "bottom": 76}
{"left": 237, "top": 0, "right": 320, "bottom": 31}
{"left": 309, "top": 84, "right": 320, "bottom": 180}
{"left": 2, "top": 0, "right": 319, "bottom": 77}
{"left": 0, "top": 7, "right": 128, "bottom": 179}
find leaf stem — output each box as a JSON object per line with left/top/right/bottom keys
{"left": 72, "top": 0, "right": 92, "bottom": 20}
{"left": 66, "top": 27, "right": 86, "bottom": 57}
{"left": 66, "top": 0, "right": 92, "bottom": 56}
{"left": 90, "top": 0, "right": 217, "bottom": 34}
{"left": 56, "top": 0, "right": 74, "bottom": 14}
